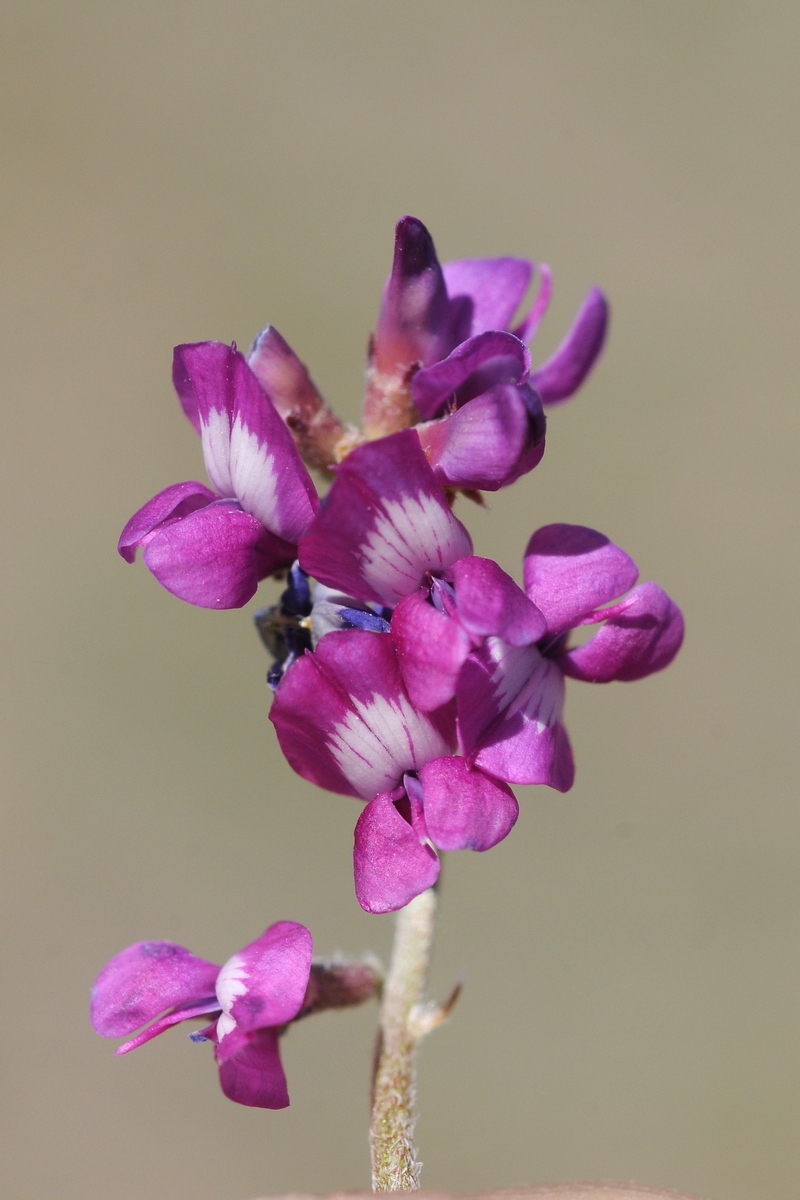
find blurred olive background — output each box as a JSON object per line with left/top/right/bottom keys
{"left": 2, "top": 3, "right": 798, "bottom": 1199}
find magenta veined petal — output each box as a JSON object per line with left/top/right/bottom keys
{"left": 269, "top": 635, "right": 371, "bottom": 799}
{"left": 174, "top": 342, "right": 319, "bottom": 542}
{"left": 457, "top": 640, "right": 574, "bottom": 791}
{"left": 561, "top": 582, "right": 685, "bottom": 683}
{"left": 392, "top": 589, "right": 472, "bottom": 712}
{"left": 529, "top": 286, "right": 609, "bottom": 406}
{"left": 450, "top": 556, "right": 547, "bottom": 647}
{"left": 418, "top": 756, "right": 519, "bottom": 852}
{"left": 270, "top": 630, "right": 457, "bottom": 801}
{"left": 417, "top": 383, "right": 545, "bottom": 492}
{"left": 411, "top": 330, "right": 531, "bottom": 421}
{"left": 118, "top": 481, "right": 217, "bottom": 563}
{"left": 215, "top": 921, "right": 313, "bottom": 1040}
{"left": 299, "top": 430, "right": 472, "bottom": 608}
{"left": 523, "top": 523, "right": 639, "bottom": 635}
{"left": 353, "top": 790, "right": 440, "bottom": 914}
{"left": 216, "top": 1026, "right": 290, "bottom": 1109}
{"left": 173, "top": 342, "right": 236, "bottom": 496}
{"left": 142, "top": 500, "right": 295, "bottom": 609}
{"left": 441, "top": 257, "right": 533, "bottom": 337}
{"left": 91, "top": 941, "right": 220, "bottom": 1039}
{"left": 225, "top": 350, "right": 319, "bottom": 541}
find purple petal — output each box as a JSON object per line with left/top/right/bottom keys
{"left": 411, "top": 331, "right": 531, "bottom": 421}
{"left": 529, "top": 286, "right": 609, "bottom": 406}
{"left": 143, "top": 501, "right": 295, "bottom": 609}
{"left": 457, "top": 640, "right": 574, "bottom": 791}
{"left": 392, "top": 590, "right": 472, "bottom": 711}
{"left": 353, "top": 790, "right": 440, "bottom": 914}
{"left": 247, "top": 326, "right": 345, "bottom": 470}
{"left": 442, "top": 257, "right": 533, "bottom": 336}
{"left": 270, "top": 629, "right": 456, "bottom": 800}
{"left": 172, "top": 343, "right": 236, "bottom": 495}
{"left": 226, "top": 364, "right": 320, "bottom": 541}
{"left": 175, "top": 342, "right": 319, "bottom": 541}
{"left": 561, "top": 582, "right": 684, "bottom": 683}
{"left": 269, "top": 639, "right": 365, "bottom": 799}
{"left": 118, "top": 482, "right": 216, "bottom": 563}
{"left": 172, "top": 347, "right": 203, "bottom": 435}
{"left": 115, "top": 998, "right": 221, "bottom": 1055}
{"left": 91, "top": 941, "right": 220, "bottom": 1039}
{"left": 417, "top": 383, "right": 545, "bottom": 492}
{"left": 246, "top": 325, "right": 326, "bottom": 425}
{"left": 373, "top": 216, "right": 454, "bottom": 373}
{"left": 215, "top": 922, "right": 312, "bottom": 1043}
{"left": 450, "top": 556, "right": 546, "bottom": 646}
{"left": 418, "top": 756, "right": 519, "bottom": 852}
{"left": 216, "top": 1027, "right": 290, "bottom": 1109}
{"left": 299, "top": 430, "right": 472, "bottom": 608}
{"left": 512, "top": 263, "right": 553, "bottom": 345}
{"left": 523, "top": 524, "right": 639, "bottom": 635}
{"left": 498, "top": 383, "right": 548, "bottom": 487}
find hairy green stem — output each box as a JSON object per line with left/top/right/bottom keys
{"left": 370, "top": 888, "right": 438, "bottom": 1191}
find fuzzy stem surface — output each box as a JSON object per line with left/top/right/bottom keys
{"left": 370, "top": 888, "right": 437, "bottom": 1192}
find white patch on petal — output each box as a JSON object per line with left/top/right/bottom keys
{"left": 484, "top": 637, "right": 564, "bottom": 732}
{"left": 200, "top": 407, "right": 233, "bottom": 496}
{"left": 215, "top": 1011, "right": 237, "bottom": 1041}
{"left": 361, "top": 492, "right": 472, "bottom": 606}
{"left": 215, "top": 951, "right": 248, "bottom": 1041}
{"left": 328, "top": 691, "right": 451, "bottom": 799}
{"left": 229, "top": 416, "right": 281, "bottom": 531}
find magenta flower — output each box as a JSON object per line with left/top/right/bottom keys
{"left": 269, "top": 629, "right": 518, "bottom": 914}
{"left": 398, "top": 525, "right": 686, "bottom": 796}
{"left": 91, "top": 922, "right": 313, "bottom": 1108}
{"left": 298, "top": 427, "right": 548, "bottom": 708}
{"left": 298, "top": 428, "right": 544, "bottom": 668}
{"left": 299, "top": 429, "right": 474, "bottom": 608}
{"left": 288, "top": 434, "right": 680, "bottom": 809}
{"left": 118, "top": 342, "right": 319, "bottom": 608}
{"left": 248, "top": 216, "right": 606, "bottom": 492}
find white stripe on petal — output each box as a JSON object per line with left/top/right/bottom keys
{"left": 328, "top": 691, "right": 451, "bottom": 800}
{"left": 361, "top": 492, "right": 471, "bottom": 606}
{"left": 200, "top": 407, "right": 234, "bottom": 496}
{"left": 215, "top": 951, "right": 248, "bottom": 1041}
{"left": 229, "top": 415, "right": 280, "bottom": 529}
{"left": 484, "top": 637, "right": 564, "bottom": 733}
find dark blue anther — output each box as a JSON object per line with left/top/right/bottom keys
{"left": 338, "top": 607, "right": 391, "bottom": 634}
{"left": 282, "top": 562, "right": 312, "bottom": 616}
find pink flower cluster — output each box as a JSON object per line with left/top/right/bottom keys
{"left": 95, "top": 217, "right": 683, "bottom": 1107}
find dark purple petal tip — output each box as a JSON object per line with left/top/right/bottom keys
{"left": 374, "top": 217, "right": 453, "bottom": 373}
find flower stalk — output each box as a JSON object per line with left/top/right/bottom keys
{"left": 370, "top": 887, "right": 438, "bottom": 1191}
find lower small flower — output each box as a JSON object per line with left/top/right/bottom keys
{"left": 91, "top": 922, "right": 379, "bottom": 1108}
